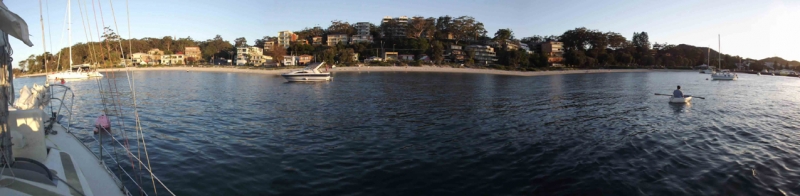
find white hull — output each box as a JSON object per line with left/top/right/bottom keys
{"left": 282, "top": 74, "right": 331, "bottom": 82}
{"left": 47, "top": 71, "right": 90, "bottom": 79}
{"left": 281, "top": 62, "right": 332, "bottom": 82}
{"left": 87, "top": 71, "right": 103, "bottom": 77}
{"left": 711, "top": 74, "right": 737, "bottom": 80}
{"left": 669, "top": 96, "right": 692, "bottom": 103}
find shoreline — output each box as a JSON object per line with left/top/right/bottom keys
{"left": 17, "top": 66, "right": 694, "bottom": 78}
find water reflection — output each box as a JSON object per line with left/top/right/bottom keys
{"left": 12, "top": 71, "right": 800, "bottom": 195}
{"left": 670, "top": 102, "right": 691, "bottom": 114}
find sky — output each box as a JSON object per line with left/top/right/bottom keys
{"left": 5, "top": 0, "right": 800, "bottom": 68}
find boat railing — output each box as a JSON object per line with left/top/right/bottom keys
{"left": 91, "top": 73, "right": 176, "bottom": 195}
{"left": 45, "top": 82, "right": 174, "bottom": 196}
{"left": 45, "top": 84, "right": 75, "bottom": 133}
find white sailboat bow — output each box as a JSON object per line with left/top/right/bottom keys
{"left": 1, "top": 1, "right": 170, "bottom": 195}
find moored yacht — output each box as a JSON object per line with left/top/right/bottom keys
{"left": 281, "top": 62, "right": 332, "bottom": 82}
{"left": 711, "top": 69, "right": 737, "bottom": 80}
{"left": 46, "top": 69, "right": 90, "bottom": 80}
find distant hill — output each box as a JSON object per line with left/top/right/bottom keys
{"left": 759, "top": 57, "right": 799, "bottom": 66}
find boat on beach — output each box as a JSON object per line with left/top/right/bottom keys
{"left": 281, "top": 62, "right": 332, "bottom": 82}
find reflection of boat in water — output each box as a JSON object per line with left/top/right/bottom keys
{"left": 281, "top": 62, "right": 332, "bottom": 82}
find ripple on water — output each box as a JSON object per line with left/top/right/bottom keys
{"left": 12, "top": 71, "right": 800, "bottom": 195}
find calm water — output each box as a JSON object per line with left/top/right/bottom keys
{"left": 14, "top": 70, "right": 800, "bottom": 195}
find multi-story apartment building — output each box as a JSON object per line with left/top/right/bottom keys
{"left": 327, "top": 34, "right": 349, "bottom": 46}
{"left": 278, "top": 30, "right": 297, "bottom": 49}
{"left": 381, "top": 16, "right": 408, "bottom": 38}
{"left": 446, "top": 44, "right": 465, "bottom": 63}
{"left": 236, "top": 46, "right": 267, "bottom": 66}
{"left": 184, "top": 46, "right": 201, "bottom": 61}
{"left": 351, "top": 22, "right": 373, "bottom": 44}
{"left": 465, "top": 45, "right": 498, "bottom": 65}
{"left": 541, "top": 41, "right": 564, "bottom": 66}
{"left": 160, "top": 54, "right": 185, "bottom": 65}
{"left": 131, "top": 53, "right": 153, "bottom": 65}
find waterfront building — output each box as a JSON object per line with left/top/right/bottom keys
{"left": 160, "top": 54, "right": 185, "bottom": 65}
{"left": 298, "top": 55, "right": 314, "bottom": 65}
{"left": 384, "top": 52, "right": 399, "bottom": 61}
{"left": 147, "top": 48, "right": 164, "bottom": 63}
{"left": 131, "top": 53, "right": 153, "bottom": 65}
{"left": 184, "top": 47, "right": 201, "bottom": 62}
{"left": 465, "top": 45, "right": 498, "bottom": 65}
{"left": 283, "top": 55, "right": 297, "bottom": 66}
{"left": 446, "top": 44, "right": 465, "bottom": 63}
{"left": 541, "top": 41, "right": 564, "bottom": 66}
{"left": 351, "top": 22, "right": 373, "bottom": 44}
{"left": 381, "top": 16, "right": 408, "bottom": 38}
{"left": 327, "top": 34, "right": 349, "bottom": 46}
{"left": 235, "top": 47, "right": 267, "bottom": 66}
{"left": 278, "top": 30, "right": 297, "bottom": 48}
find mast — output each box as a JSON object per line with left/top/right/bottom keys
{"left": 39, "top": 0, "right": 48, "bottom": 73}
{"left": 718, "top": 34, "right": 720, "bottom": 70}
{"left": 68, "top": 0, "right": 72, "bottom": 68}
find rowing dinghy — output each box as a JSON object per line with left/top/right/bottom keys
{"left": 669, "top": 96, "right": 692, "bottom": 103}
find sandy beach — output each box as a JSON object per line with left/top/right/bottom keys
{"left": 18, "top": 65, "right": 690, "bottom": 78}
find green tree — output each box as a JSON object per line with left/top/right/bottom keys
{"left": 493, "top": 28, "right": 514, "bottom": 48}
{"left": 234, "top": 37, "right": 247, "bottom": 47}
{"left": 432, "top": 41, "right": 444, "bottom": 64}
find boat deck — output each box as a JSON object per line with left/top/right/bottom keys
{"left": 45, "top": 121, "right": 128, "bottom": 196}
{"left": 0, "top": 110, "right": 127, "bottom": 196}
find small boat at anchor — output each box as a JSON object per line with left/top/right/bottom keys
{"left": 281, "top": 62, "right": 332, "bottom": 82}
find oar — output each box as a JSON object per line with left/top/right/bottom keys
{"left": 685, "top": 95, "right": 706, "bottom": 99}
{"left": 654, "top": 93, "right": 706, "bottom": 99}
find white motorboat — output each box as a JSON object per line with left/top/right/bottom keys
{"left": 281, "top": 62, "right": 332, "bottom": 82}
{"left": 669, "top": 96, "right": 692, "bottom": 103}
{"left": 711, "top": 69, "right": 737, "bottom": 80}
{"left": 757, "top": 72, "right": 761, "bottom": 76}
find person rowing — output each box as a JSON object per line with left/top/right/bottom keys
{"left": 673, "top": 85, "right": 685, "bottom": 98}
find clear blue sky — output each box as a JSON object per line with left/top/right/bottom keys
{"left": 6, "top": 0, "right": 799, "bottom": 68}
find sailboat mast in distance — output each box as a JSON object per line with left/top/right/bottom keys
{"left": 68, "top": 0, "right": 72, "bottom": 66}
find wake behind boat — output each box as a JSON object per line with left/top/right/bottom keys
{"left": 281, "top": 62, "right": 332, "bottom": 82}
